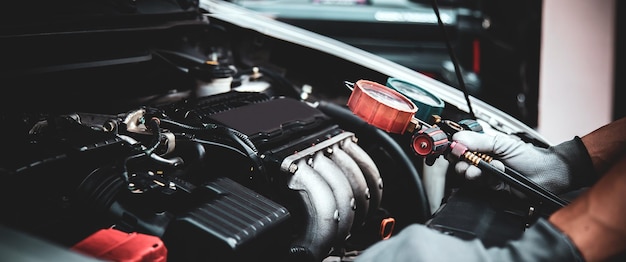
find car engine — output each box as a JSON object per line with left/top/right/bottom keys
{"left": 0, "top": 0, "right": 551, "bottom": 261}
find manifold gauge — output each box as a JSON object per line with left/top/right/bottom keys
{"left": 385, "top": 77, "right": 445, "bottom": 122}
{"left": 347, "top": 79, "right": 417, "bottom": 134}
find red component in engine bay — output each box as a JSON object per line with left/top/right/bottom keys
{"left": 347, "top": 79, "right": 417, "bottom": 134}
{"left": 72, "top": 228, "right": 167, "bottom": 262}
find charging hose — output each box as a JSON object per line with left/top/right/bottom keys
{"left": 449, "top": 141, "right": 569, "bottom": 210}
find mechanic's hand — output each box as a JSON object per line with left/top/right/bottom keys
{"left": 451, "top": 130, "right": 576, "bottom": 195}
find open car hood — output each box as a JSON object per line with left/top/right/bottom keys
{"left": 0, "top": 1, "right": 553, "bottom": 261}
{"left": 1, "top": 0, "right": 201, "bottom": 33}
{"left": 1, "top": 0, "right": 548, "bottom": 143}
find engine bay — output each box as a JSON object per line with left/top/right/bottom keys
{"left": 0, "top": 1, "right": 553, "bottom": 261}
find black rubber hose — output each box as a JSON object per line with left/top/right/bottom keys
{"left": 501, "top": 165, "right": 569, "bottom": 208}
{"left": 449, "top": 141, "right": 568, "bottom": 211}
{"left": 159, "top": 118, "right": 266, "bottom": 179}
{"left": 161, "top": 118, "right": 260, "bottom": 153}
{"left": 476, "top": 157, "right": 568, "bottom": 211}
{"left": 316, "top": 100, "right": 431, "bottom": 223}
{"left": 477, "top": 160, "right": 568, "bottom": 213}
{"left": 144, "top": 117, "right": 162, "bottom": 155}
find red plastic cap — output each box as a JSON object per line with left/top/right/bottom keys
{"left": 72, "top": 228, "right": 167, "bottom": 262}
{"left": 411, "top": 127, "right": 449, "bottom": 156}
{"left": 347, "top": 79, "right": 417, "bottom": 134}
{"left": 412, "top": 134, "right": 434, "bottom": 156}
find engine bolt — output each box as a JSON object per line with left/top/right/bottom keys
{"left": 288, "top": 163, "right": 298, "bottom": 173}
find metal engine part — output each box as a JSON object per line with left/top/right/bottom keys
{"left": 280, "top": 131, "right": 382, "bottom": 260}
{"left": 181, "top": 94, "right": 385, "bottom": 261}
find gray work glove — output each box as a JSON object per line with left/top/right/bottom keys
{"left": 451, "top": 130, "right": 595, "bottom": 195}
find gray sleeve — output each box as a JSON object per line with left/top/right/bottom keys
{"left": 486, "top": 218, "right": 585, "bottom": 262}
{"left": 355, "top": 218, "right": 584, "bottom": 262}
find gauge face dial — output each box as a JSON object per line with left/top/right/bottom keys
{"left": 390, "top": 81, "right": 440, "bottom": 106}
{"left": 347, "top": 80, "right": 417, "bottom": 134}
{"left": 360, "top": 81, "right": 416, "bottom": 112}
{"left": 385, "top": 78, "right": 445, "bottom": 122}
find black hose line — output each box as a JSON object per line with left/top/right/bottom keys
{"left": 144, "top": 117, "right": 162, "bottom": 155}
{"left": 158, "top": 118, "right": 265, "bottom": 179}
{"left": 475, "top": 160, "right": 568, "bottom": 213}
{"left": 450, "top": 142, "right": 569, "bottom": 211}
{"left": 500, "top": 165, "right": 569, "bottom": 207}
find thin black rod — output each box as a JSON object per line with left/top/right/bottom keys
{"left": 431, "top": 0, "right": 476, "bottom": 119}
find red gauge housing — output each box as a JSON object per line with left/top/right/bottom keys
{"left": 347, "top": 79, "right": 417, "bottom": 134}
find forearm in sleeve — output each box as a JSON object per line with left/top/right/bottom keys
{"left": 355, "top": 218, "right": 583, "bottom": 262}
